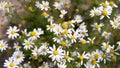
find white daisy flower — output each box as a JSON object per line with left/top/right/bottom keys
{"left": 23, "top": 38, "right": 34, "bottom": 50}
{"left": 53, "top": 2, "right": 62, "bottom": 10}
{"left": 99, "top": 8, "right": 112, "bottom": 19}
{"left": 101, "top": 42, "right": 111, "bottom": 52}
{"left": 57, "top": 62, "right": 67, "bottom": 68}
{"left": 102, "top": 31, "right": 111, "bottom": 39}
{"left": 13, "top": 43, "right": 21, "bottom": 51}
{"left": 74, "top": 15, "right": 82, "bottom": 23}
{"left": 110, "top": 18, "right": 120, "bottom": 29}
{"left": 90, "top": 7, "right": 101, "bottom": 17}
{"left": 77, "top": 51, "right": 88, "bottom": 65}
{"left": 46, "top": 22, "right": 55, "bottom": 32}
{"left": 64, "top": 51, "right": 73, "bottom": 62}
{"left": 0, "top": 40, "right": 8, "bottom": 52}
{"left": 6, "top": 26, "right": 20, "bottom": 39}
{"left": 59, "top": 10, "right": 67, "bottom": 18}
{"left": 109, "top": 1, "right": 118, "bottom": 8}
{"left": 12, "top": 50, "right": 24, "bottom": 64}
{"left": 32, "top": 47, "right": 40, "bottom": 57}
{"left": 36, "top": 1, "right": 50, "bottom": 11}
{"left": 48, "top": 45, "right": 65, "bottom": 62}
{"left": 91, "top": 22, "right": 104, "bottom": 32}
{"left": 4, "top": 57, "right": 19, "bottom": 68}
{"left": 39, "top": 45, "right": 49, "bottom": 55}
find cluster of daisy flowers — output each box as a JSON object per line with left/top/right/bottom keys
{"left": 0, "top": 0, "right": 120, "bottom": 68}
{"left": 0, "top": 1, "right": 13, "bottom": 21}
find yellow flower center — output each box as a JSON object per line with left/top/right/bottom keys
{"left": 105, "top": 44, "right": 109, "bottom": 49}
{"left": 94, "top": 11, "right": 98, "bottom": 15}
{"left": 62, "top": 23, "right": 68, "bottom": 29}
{"left": 9, "top": 62, "right": 15, "bottom": 67}
{"left": 26, "top": 42, "right": 30, "bottom": 46}
{"left": 103, "top": 3, "right": 108, "bottom": 8}
{"left": 16, "top": 55, "right": 21, "bottom": 59}
{"left": 71, "top": 35, "right": 75, "bottom": 39}
{"left": 31, "top": 31, "right": 37, "bottom": 36}
{"left": 61, "top": 41, "right": 66, "bottom": 47}
{"left": 42, "top": 65, "right": 46, "bottom": 68}
{"left": 94, "top": 54, "right": 99, "bottom": 59}
{"left": 110, "top": 1, "right": 114, "bottom": 6}
{"left": 66, "top": 4, "right": 70, "bottom": 9}
{"left": 5, "top": 4, "right": 10, "bottom": 8}
{"left": 11, "top": 30, "right": 15, "bottom": 35}
{"left": 102, "top": 54, "right": 107, "bottom": 58}
{"left": 57, "top": 0, "right": 61, "bottom": 2}
{"left": 110, "top": 49, "right": 115, "bottom": 54}
{"left": 43, "top": 4, "right": 47, "bottom": 8}
{"left": 68, "top": 21, "right": 72, "bottom": 25}
{"left": 64, "top": 55, "right": 69, "bottom": 60}
{"left": 53, "top": 50, "right": 58, "bottom": 55}
{"left": 113, "top": 22, "right": 119, "bottom": 27}
{"left": 42, "top": 12, "right": 48, "bottom": 17}
{"left": 50, "top": 24, "right": 54, "bottom": 29}
{"left": 5, "top": 12, "right": 9, "bottom": 16}
{"left": 61, "top": 29, "right": 68, "bottom": 35}
{"left": 0, "top": 4, "right": 3, "bottom": 7}
{"left": 28, "top": 6, "right": 33, "bottom": 11}
{"left": 102, "top": 10, "right": 108, "bottom": 16}
{"left": 95, "top": 24, "right": 100, "bottom": 29}
{"left": 91, "top": 60, "right": 96, "bottom": 65}
{"left": 81, "top": 39, "right": 86, "bottom": 45}
{"left": 79, "top": 56, "right": 84, "bottom": 60}
{"left": 0, "top": 44, "right": 4, "bottom": 48}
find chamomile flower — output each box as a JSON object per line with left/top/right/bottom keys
{"left": 90, "top": 7, "right": 101, "bottom": 17}
{"left": 74, "top": 15, "right": 83, "bottom": 23}
{"left": 57, "top": 62, "right": 67, "bottom": 68}
{"left": 36, "top": 1, "right": 50, "bottom": 11}
{"left": 100, "top": 8, "right": 112, "bottom": 19}
{"left": 53, "top": 36, "right": 63, "bottom": 43}
{"left": 4, "top": 57, "right": 18, "bottom": 68}
{"left": 39, "top": 44, "right": 49, "bottom": 55}
{"left": 47, "top": 16, "right": 54, "bottom": 23}
{"left": 109, "top": 1, "right": 118, "bottom": 8}
{"left": 102, "top": 31, "right": 111, "bottom": 39}
{"left": 48, "top": 45, "right": 65, "bottom": 62}
{"left": 68, "top": 32, "right": 77, "bottom": 43}
{"left": 84, "top": 60, "right": 100, "bottom": 68}
{"left": 101, "top": 42, "right": 111, "bottom": 52}
{"left": 46, "top": 22, "right": 55, "bottom": 32}
{"left": 107, "top": 45, "right": 119, "bottom": 56}
{"left": 53, "top": 2, "right": 62, "bottom": 10}
{"left": 100, "top": 52, "right": 111, "bottom": 64}
{"left": 110, "top": 18, "right": 120, "bottom": 29}
{"left": 91, "top": 23, "right": 104, "bottom": 32}
{"left": 77, "top": 51, "right": 88, "bottom": 65}
{"left": 92, "top": 50, "right": 102, "bottom": 61}
{"left": 53, "top": 24, "right": 63, "bottom": 35}
{"left": 59, "top": 10, "right": 67, "bottom": 18}
{"left": 32, "top": 47, "right": 40, "bottom": 57}
{"left": 100, "top": 1, "right": 112, "bottom": 10}
{"left": 27, "top": 28, "right": 44, "bottom": 40}
{"left": 39, "top": 62, "right": 50, "bottom": 68}
{"left": 79, "top": 38, "right": 89, "bottom": 45}
{"left": 23, "top": 38, "right": 34, "bottom": 50}
{"left": 12, "top": 51, "right": 24, "bottom": 64}
{"left": 0, "top": 40, "right": 8, "bottom": 52}
{"left": 13, "top": 43, "right": 21, "bottom": 51}
{"left": 6, "top": 26, "right": 20, "bottom": 39}
{"left": 88, "top": 37, "right": 96, "bottom": 44}
{"left": 64, "top": 51, "right": 73, "bottom": 62}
